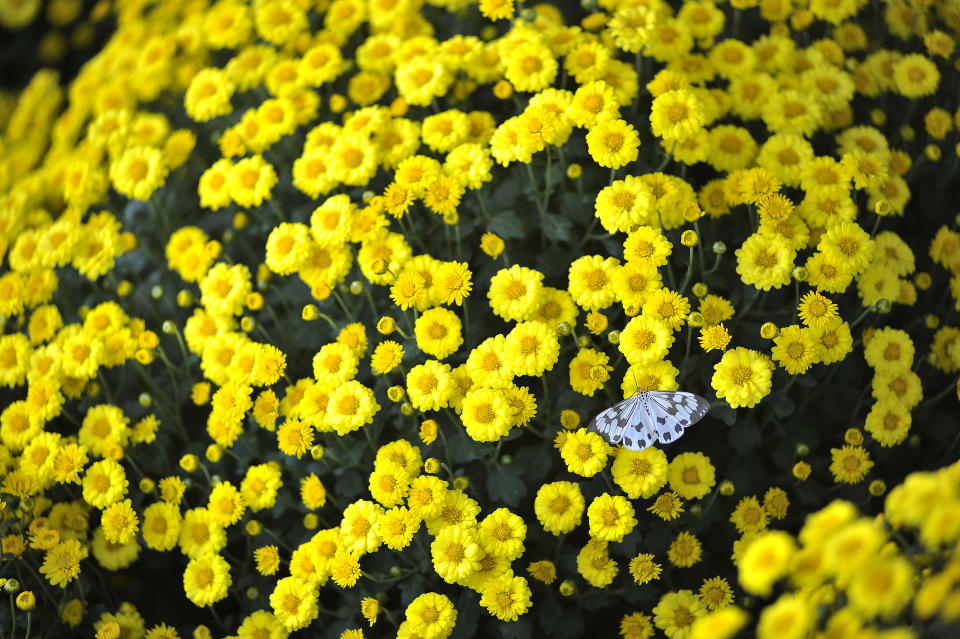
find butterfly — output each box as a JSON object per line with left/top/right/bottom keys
{"left": 587, "top": 391, "right": 710, "bottom": 451}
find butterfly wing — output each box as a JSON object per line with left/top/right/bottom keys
{"left": 645, "top": 391, "right": 710, "bottom": 445}
{"left": 587, "top": 394, "right": 657, "bottom": 451}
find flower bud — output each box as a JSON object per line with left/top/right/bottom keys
{"left": 566, "top": 164, "right": 582, "bottom": 179}
{"left": 377, "top": 317, "right": 397, "bottom": 335}
{"left": 874, "top": 299, "right": 891, "bottom": 313}
{"left": 712, "top": 241, "right": 726, "bottom": 255}
{"left": 680, "top": 230, "right": 699, "bottom": 247}
{"left": 16, "top": 591, "right": 35, "bottom": 611}
{"left": 241, "top": 316, "right": 256, "bottom": 332}
{"left": 311, "top": 445, "right": 325, "bottom": 460}
{"left": 607, "top": 330, "right": 620, "bottom": 345}
{"left": 692, "top": 283, "right": 708, "bottom": 297}
{"left": 556, "top": 321, "right": 573, "bottom": 336}
{"left": 206, "top": 444, "right": 223, "bottom": 463}
{"left": 177, "top": 290, "right": 194, "bottom": 307}
{"left": 349, "top": 281, "right": 364, "bottom": 295}
{"left": 302, "top": 304, "right": 319, "bottom": 321}
{"left": 424, "top": 458, "right": 440, "bottom": 474}
{"left": 760, "top": 322, "right": 779, "bottom": 339}
{"left": 180, "top": 454, "right": 199, "bottom": 472}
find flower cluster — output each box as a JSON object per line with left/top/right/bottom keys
{"left": 0, "top": 0, "right": 959, "bottom": 637}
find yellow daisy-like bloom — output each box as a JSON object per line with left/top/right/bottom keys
{"left": 478, "top": 0, "right": 514, "bottom": 21}
{"left": 624, "top": 225, "right": 673, "bottom": 268}
{"left": 653, "top": 590, "right": 706, "bottom": 639}
{"left": 771, "top": 324, "right": 818, "bottom": 375}
{"left": 431, "top": 524, "right": 482, "bottom": 584}
{"left": 406, "top": 360, "right": 455, "bottom": 412}
{"left": 668, "top": 452, "right": 716, "bottom": 500}
{"left": 818, "top": 221, "right": 874, "bottom": 276}
{"left": 595, "top": 176, "right": 655, "bottom": 234}
{"left": 228, "top": 154, "right": 277, "bottom": 208}
{"left": 270, "top": 576, "right": 320, "bottom": 631}
{"left": 577, "top": 539, "right": 619, "bottom": 588}
{"left": 560, "top": 428, "right": 610, "bottom": 478}
{"left": 586, "top": 117, "right": 640, "bottom": 169}
{"left": 460, "top": 387, "right": 513, "bottom": 442}
{"left": 756, "top": 595, "right": 813, "bottom": 639}
{"left": 612, "top": 447, "right": 669, "bottom": 499}
{"left": 377, "top": 506, "right": 420, "bottom": 551}
{"left": 466, "top": 335, "right": 513, "bottom": 388}
{"left": 312, "top": 342, "right": 360, "bottom": 386}
{"left": 668, "top": 531, "right": 703, "bottom": 568}
{"left": 642, "top": 288, "right": 691, "bottom": 331}
{"left": 699, "top": 324, "right": 732, "bottom": 352}
{"left": 110, "top": 146, "right": 169, "bottom": 201}
{"left": 200, "top": 262, "right": 252, "bottom": 317}
{"left": 619, "top": 315, "right": 675, "bottom": 366}
{"left": 568, "top": 255, "right": 620, "bottom": 311}
{"left": 864, "top": 327, "right": 914, "bottom": 372}
{"left": 712, "top": 347, "right": 773, "bottom": 409}
{"left": 587, "top": 493, "right": 636, "bottom": 542}
{"left": 892, "top": 53, "right": 940, "bottom": 98}
{"left": 40, "top": 538, "right": 88, "bottom": 588}
{"left": 326, "top": 380, "right": 380, "bottom": 436}
{"left": 650, "top": 89, "right": 705, "bottom": 143}
{"left": 488, "top": 265, "right": 544, "bottom": 321}
{"left": 568, "top": 348, "right": 611, "bottom": 397}
{"left": 101, "top": 499, "right": 139, "bottom": 544}
{"left": 737, "top": 530, "right": 796, "bottom": 596}
{"left": 479, "top": 574, "right": 532, "bottom": 622}
{"left": 82, "top": 459, "right": 128, "bottom": 509}
{"left": 265, "top": 222, "right": 312, "bottom": 276}
{"left": 628, "top": 553, "right": 662, "bottom": 586}
{"left": 505, "top": 42, "right": 558, "bottom": 93}
{"left": 797, "top": 291, "right": 839, "bottom": 327}
{"left": 141, "top": 502, "right": 182, "bottom": 551}
{"left": 183, "top": 552, "right": 231, "bottom": 608}
{"left": 736, "top": 233, "right": 796, "bottom": 291}
{"left": 730, "top": 496, "right": 769, "bottom": 534}
{"left": 478, "top": 508, "right": 527, "bottom": 560}
{"left": 415, "top": 308, "right": 463, "bottom": 360}
{"left": 503, "top": 320, "right": 560, "bottom": 377}
{"left": 829, "top": 445, "right": 873, "bottom": 484}
{"left": 404, "top": 592, "right": 458, "bottom": 639}
{"left": 698, "top": 577, "right": 735, "bottom": 611}
{"left": 568, "top": 80, "right": 620, "bottom": 129}
{"left": 534, "top": 481, "right": 585, "bottom": 534}
{"left": 864, "top": 398, "right": 911, "bottom": 447}
{"left": 178, "top": 508, "right": 227, "bottom": 559}
{"left": 184, "top": 68, "right": 235, "bottom": 122}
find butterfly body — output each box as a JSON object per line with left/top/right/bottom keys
{"left": 587, "top": 391, "right": 710, "bottom": 451}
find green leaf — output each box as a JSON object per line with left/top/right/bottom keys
{"left": 499, "top": 616, "right": 532, "bottom": 639}
{"left": 488, "top": 211, "right": 526, "bottom": 239}
{"left": 542, "top": 213, "right": 573, "bottom": 243}
{"left": 450, "top": 590, "right": 480, "bottom": 639}
{"left": 488, "top": 465, "right": 527, "bottom": 506}
{"left": 333, "top": 469, "right": 364, "bottom": 501}
{"left": 728, "top": 419, "right": 762, "bottom": 454}
{"left": 399, "top": 574, "right": 426, "bottom": 608}
{"left": 710, "top": 402, "right": 737, "bottom": 426}
{"left": 773, "top": 395, "right": 795, "bottom": 419}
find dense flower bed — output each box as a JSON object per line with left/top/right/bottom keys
{"left": 1, "top": 0, "right": 960, "bottom": 638}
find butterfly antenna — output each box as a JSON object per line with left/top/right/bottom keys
{"left": 630, "top": 366, "right": 641, "bottom": 398}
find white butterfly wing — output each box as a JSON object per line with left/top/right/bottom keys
{"left": 645, "top": 391, "right": 710, "bottom": 445}
{"left": 587, "top": 394, "right": 657, "bottom": 451}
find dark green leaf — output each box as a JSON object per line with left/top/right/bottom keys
{"left": 488, "top": 465, "right": 527, "bottom": 506}
{"left": 399, "top": 574, "right": 426, "bottom": 608}
{"left": 728, "top": 419, "right": 762, "bottom": 454}
{"left": 499, "top": 616, "right": 532, "bottom": 639}
{"left": 489, "top": 211, "right": 526, "bottom": 239}
{"left": 542, "top": 213, "right": 573, "bottom": 243}
{"left": 773, "top": 395, "right": 795, "bottom": 418}
{"left": 333, "top": 470, "right": 364, "bottom": 500}
{"left": 450, "top": 590, "right": 480, "bottom": 639}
